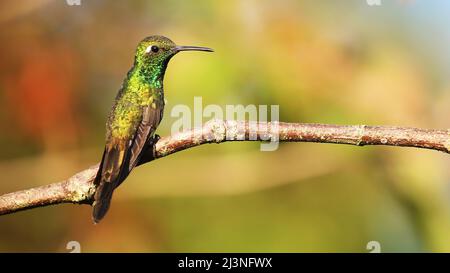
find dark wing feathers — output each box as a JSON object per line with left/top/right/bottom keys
{"left": 128, "top": 105, "right": 162, "bottom": 171}
{"left": 102, "top": 140, "right": 128, "bottom": 183}
{"left": 92, "top": 104, "right": 162, "bottom": 223}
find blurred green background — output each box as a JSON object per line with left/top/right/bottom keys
{"left": 0, "top": 0, "right": 450, "bottom": 252}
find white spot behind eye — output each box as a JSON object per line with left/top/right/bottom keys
{"left": 145, "top": 46, "right": 152, "bottom": 53}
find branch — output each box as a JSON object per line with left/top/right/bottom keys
{"left": 1, "top": 120, "right": 449, "bottom": 215}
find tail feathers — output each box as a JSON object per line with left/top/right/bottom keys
{"left": 92, "top": 180, "right": 115, "bottom": 223}
{"left": 92, "top": 142, "right": 130, "bottom": 223}
{"left": 92, "top": 167, "right": 131, "bottom": 223}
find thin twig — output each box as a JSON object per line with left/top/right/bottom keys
{"left": 1, "top": 120, "right": 449, "bottom": 215}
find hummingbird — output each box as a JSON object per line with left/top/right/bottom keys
{"left": 93, "top": 35, "right": 213, "bottom": 223}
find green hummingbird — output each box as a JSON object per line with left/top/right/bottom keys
{"left": 93, "top": 35, "right": 213, "bottom": 223}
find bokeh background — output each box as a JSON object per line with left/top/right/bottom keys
{"left": 1, "top": 0, "right": 450, "bottom": 252}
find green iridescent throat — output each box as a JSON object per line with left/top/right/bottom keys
{"left": 132, "top": 46, "right": 173, "bottom": 89}
{"left": 109, "top": 56, "right": 168, "bottom": 139}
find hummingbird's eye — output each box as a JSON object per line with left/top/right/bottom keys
{"left": 150, "top": 45, "right": 159, "bottom": 53}
{"left": 145, "top": 45, "right": 160, "bottom": 54}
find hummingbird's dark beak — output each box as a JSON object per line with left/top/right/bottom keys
{"left": 175, "top": 45, "right": 214, "bottom": 52}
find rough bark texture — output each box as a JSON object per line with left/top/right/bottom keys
{"left": 1, "top": 120, "right": 449, "bottom": 215}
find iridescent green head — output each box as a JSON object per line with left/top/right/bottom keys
{"left": 133, "top": 35, "right": 213, "bottom": 84}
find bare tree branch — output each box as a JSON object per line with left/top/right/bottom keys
{"left": 1, "top": 119, "right": 449, "bottom": 216}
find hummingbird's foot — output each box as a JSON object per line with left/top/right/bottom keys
{"left": 150, "top": 134, "right": 160, "bottom": 158}
{"left": 152, "top": 134, "right": 161, "bottom": 144}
